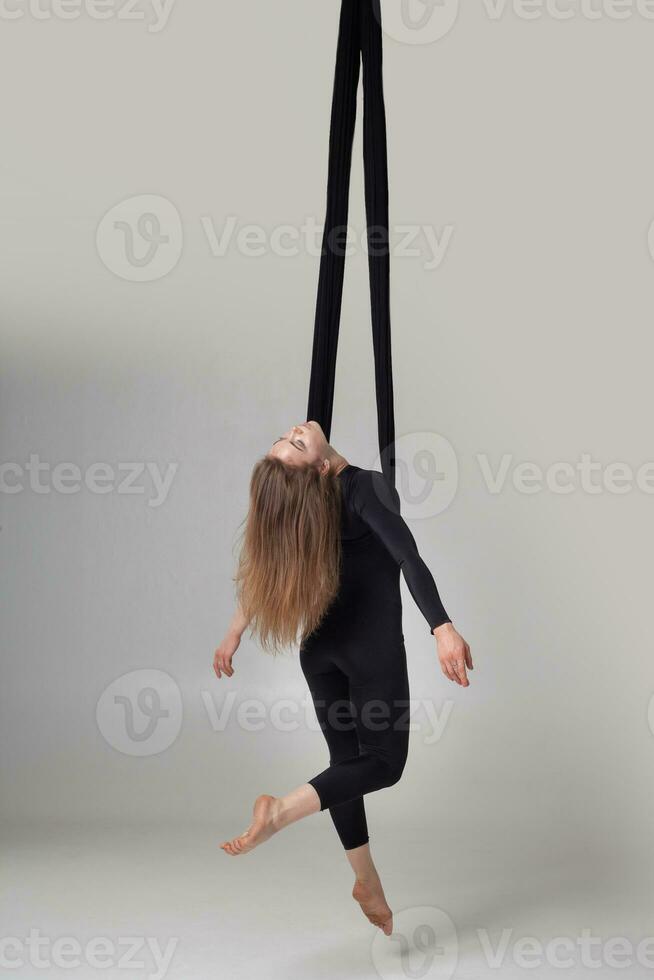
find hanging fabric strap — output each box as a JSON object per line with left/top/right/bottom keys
{"left": 306, "top": 0, "right": 396, "bottom": 488}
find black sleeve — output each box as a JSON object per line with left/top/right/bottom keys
{"left": 351, "top": 470, "right": 451, "bottom": 633}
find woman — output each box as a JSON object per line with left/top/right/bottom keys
{"left": 213, "top": 420, "right": 472, "bottom": 934}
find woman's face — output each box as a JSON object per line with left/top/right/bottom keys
{"left": 268, "top": 420, "right": 330, "bottom": 469}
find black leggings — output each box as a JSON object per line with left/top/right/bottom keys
{"left": 301, "top": 640, "right": 410, "bottom": 851}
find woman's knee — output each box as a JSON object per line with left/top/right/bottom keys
{"left": 369, "top": 745, "right": 408, "bottom": 789}
{"left": 382, "top": 754, "right": 407, "bottom": 787}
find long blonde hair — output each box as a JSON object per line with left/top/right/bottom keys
{"left": 235, "top": 456, "right": 342, "bottom": 652}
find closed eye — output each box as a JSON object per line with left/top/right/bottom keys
{"left": 272, "top": 436, "right": 305, "bottom": 452}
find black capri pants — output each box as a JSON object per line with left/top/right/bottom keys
{"left": 300, "top": 637, "right": 410, "bottom": 851}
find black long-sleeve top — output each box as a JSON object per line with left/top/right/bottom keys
{"left": 337, "top": 464, "right": 450, "bottom": 634}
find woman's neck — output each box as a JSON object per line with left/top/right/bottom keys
{"left": 327, "top": 446, "right": 349, "bottom": 476}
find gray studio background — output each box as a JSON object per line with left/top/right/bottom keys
{"left": 1, "top": 2, "right": 653, "bottom": 979}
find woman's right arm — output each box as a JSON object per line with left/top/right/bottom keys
{"left": 213, "top": 604, "right": 249, "bottom": 679}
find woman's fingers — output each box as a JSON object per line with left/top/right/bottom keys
{"left": 435, "top": 626, "right": 472, "bottom": 687}
{"left": 440, "top": 652, "right": 470, "bottom": 684}
{"left": 213, "top": 650, "right": 235, "bottom": 680}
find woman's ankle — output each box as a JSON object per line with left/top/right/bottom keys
{"left": 354, "top": 868, "right": 380, "bottom": 886}
{"left": 269, "top": 797, "right": 286, "bottom": 832}
{"left": 274, "top": 783, "right": 321, "bottom": 831}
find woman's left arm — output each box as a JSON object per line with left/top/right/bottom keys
{"left": 354, "top": 470, "right": 473, "bottom": 687}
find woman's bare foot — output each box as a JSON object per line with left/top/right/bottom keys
{"left": 352, "top": 875, "right": 393, "bottom": 935}
{"left": 220, "top": 783, "right": 321, "bottom": 857}
{"left": 220, "top": 795, "right": 280, "bottom": 856}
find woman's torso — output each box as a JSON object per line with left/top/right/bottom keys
{"left": 300, "top": 465, "right": 404, "bottom": 654}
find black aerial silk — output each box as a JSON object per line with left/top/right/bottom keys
{"left": 306, "top": 0, "right": 395, "bottom": 488}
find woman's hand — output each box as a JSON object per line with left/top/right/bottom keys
{"left": 213, "top": 631, "right": 241, "bottom": 680}
{"left": 213, "top": 604, "right": 249, "bottom": 680}
{"left": 433, "top": 622, "right": 473, "bottom": 687}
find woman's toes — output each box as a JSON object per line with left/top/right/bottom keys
{"left": 220, "top": 794, "right": 279, "bottom": 857}
{"left": 352, "top": 879, "right": 393, "bottom": 933}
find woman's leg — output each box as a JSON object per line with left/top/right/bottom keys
{"left": 306, "top": 647, "right": 410, "bottom": 813}
{"left": 220, "top": 665, "right": 395, "bottom": 934}
{"left": 221, "top": 647, "right": 409, "bottom": 856}
{"left": 304, "top": 667, "right": 370, "bottom": 851}
{"left": 221, "top": 667, "right": 369, "bottom": 854}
